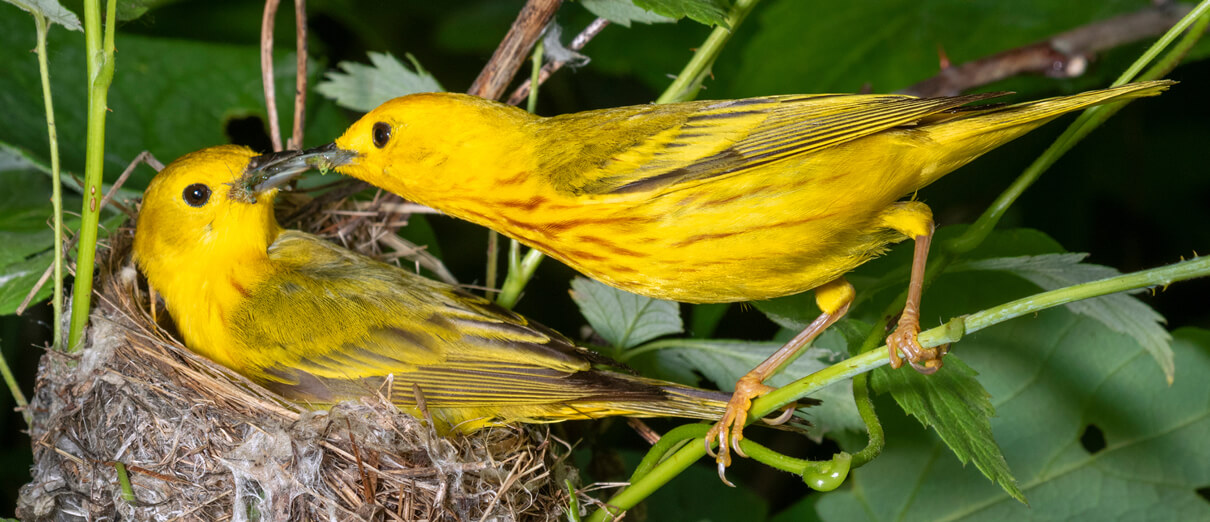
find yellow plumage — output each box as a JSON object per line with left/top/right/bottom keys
{"left": 303, "top": 81, "right": 1172, "bottom": 473}
{"left": 133, "top": 145, "right": 748, "bottom": 433}
{"left": 322, "top": 82, "right": 1171, "bottom": 303}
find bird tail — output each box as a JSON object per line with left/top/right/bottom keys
{"left": 588, "top": 376, "right": 821, "bottom": 426}
{"left": 914, "top": 80, "right": 1174, "bottom": 187}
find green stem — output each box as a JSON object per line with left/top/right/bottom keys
{"left": 497, "top": 246, "right": 544, "bottom": 309}
{"left": 736, "top": 439, "right": 851, "bottom": 491}
{"left": 67, "top": 0, "right": 118, "bottom": 352}
{"left": 630, "top": 423, "right": 707, "bottom": 482}
{"left": 528, "top": 38, "right": 544, "bottom": 114}
{"left": 28, "top": 13, "right": 66, "bottom": 351}
{"left": 0, "top": 342, "right": 30, "bottom": 425}
{"left": 590, "top": 254, "right": 1210, "bottom": 520}
{"left": 655, "top": 0, "right": 762, "bottom": 104}
{"left": 565, "top": 479, "right": 581, "bottom": 522}
{"left": 848, "top": 372, "right": 882, "bottom": 468}
{"left": 114, "top": 461, "right": 136, "bottom": 504}
{"left": 494, "top": 38, "right": 548, "bottom": 308}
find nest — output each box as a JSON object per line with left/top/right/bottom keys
{"left": 18, "top": 188, "right": 579, "bottom": 521}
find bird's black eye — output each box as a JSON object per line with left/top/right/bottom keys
{"left": 182, "top": 183, "right": 211, "bottom": 207}
{"left": 372, "top": 122, "right": 392, "bottom": 148}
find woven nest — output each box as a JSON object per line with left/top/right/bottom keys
{"left": 17, "top": 189, "right": 579, "bottom": 521}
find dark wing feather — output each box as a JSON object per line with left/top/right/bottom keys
{"left": 537, "top": 92, "right": 1008, "bottom": 195}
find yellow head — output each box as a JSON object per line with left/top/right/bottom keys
{"left": 328, "top": 92, "right": 536, "bottom": 208}
{"left": 133, "top": 145, "right": 285, "bottom": 367}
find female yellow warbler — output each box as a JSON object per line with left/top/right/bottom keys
{"left": 132, "top": 145, "right": 760, "bottom": 433}
{"left": 301, "top": 80, "right": 1172, "bottom": 469}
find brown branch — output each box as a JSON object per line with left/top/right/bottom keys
{"left": 901, "top": 2, "right": 1192, "bottom": 97}
{"left": 260, "top": 0, "right": 284, "bottom": 151}
{"left": 506, "top": 17, "right": 610, "bottom": 106}
{"left": 467, "top": 0, "right": 564, "bottom": 100}
{"left": 290, "top": 0, "right": 308, "bottom": 150}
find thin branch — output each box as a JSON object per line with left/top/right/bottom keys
{"left": 506, "top": 17, "right": 610, "bottom": 106}
{"left": 902, "top": 2, "right": 1192, "bottom": 97}
{"left": 467, "top": 0, "right": 564, "bottom": 101}
{"left": 261, "top": 0, "right": 284, "bottom": 151}
{"left": 290, "top": 0, "right": 308, "bottom": 149}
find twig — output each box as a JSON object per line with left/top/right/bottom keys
{"left": 467, "top": 0, "right": 564, "bottom": 101}
{"left": 290, "top": 0, "right": 308, "bottom": 149}
{"left": 261, "top": 0, "right": 284, "bottom": 151}
{"left": 505, "top": 17, "right": 610, "bottom": 106}
{"left": 626, "top": 418, "right": 661, "bottom": 445}
{"left": 901, "top": 3, "right": 1192, "bottom": 96}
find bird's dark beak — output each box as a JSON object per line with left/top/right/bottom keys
{"left": 300, "top": 143, "right": 357, "bottom": 170}
{"left": 240, "top": 144, "right": 350, "bottom": 195}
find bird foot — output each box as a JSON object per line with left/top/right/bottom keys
{"left": 704, "top": 377, "right": 775, "bottom": 486}
{"left": 887, "top": 322, "right": 947, "bottom": 374}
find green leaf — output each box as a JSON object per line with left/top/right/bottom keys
{"left": 4, "top": 0, "right": 81, "bottom": 31}
{"left": 655, "top": 331, "right": 865, "bottom": 438}
{"left": 689, "top": 302, "right": 729, "bottom": 338}
{"left": 0, "top": 14, "right": 346, "bottom": 183}
{"left": 569, "top": 277, "right": 682, "bottom": 349}
{"left": 116, "top": 0, "right": 183, "bottom": 21}
{"left": 580, "top": 0, "right": 676, "bottom": 27}
{"left": 871, "top": 356, "right": 1024, "bottom": 503}
{"left": 316, "top": 52, "right": 444, "bottom": 112}
{"left": 805, "top": 264, "right": 1210, "bottom": 519}
{"left": 953, "top": 253, "right": 1173, "bottom": 383}
{"left": 634, "top": 0, "right": 730, "bottom": 27}
{"left": 0, "top": 251, "right": 53, "bottom": 315}
{"left": 715, "top": 0, "right": 1159, "bottom": 97}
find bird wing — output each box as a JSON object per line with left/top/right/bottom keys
{"left": 540, "top": 92, "right": 1007, "bottom": 195}
{"left": 231, "top": 231, "right": 651, "bottom": 407}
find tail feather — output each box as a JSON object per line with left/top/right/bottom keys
{"left": 913, "top": 80, "right": 1174, "bottom": 187}
{"left": 924, "top": 80, "right": 1174, "bottom": 142}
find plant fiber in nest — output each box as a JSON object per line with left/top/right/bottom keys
{"left": 17, "top": 191, "right": 576, "bottom": 521}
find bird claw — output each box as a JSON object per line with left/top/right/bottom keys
{"left": 704, "top": 377, "right": 774, "bottom": 486}
{"left": 887, "top": 323, "right": 946, "bottom": 373}
{"left": 761, "top": 404, "right": 797, "bottom": 426}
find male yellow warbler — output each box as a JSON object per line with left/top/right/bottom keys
{"left": 133, "top": 145, "right": 760, "bottom": 433}
{"left": 299, "top": 80, "right": 1172, "bottom": 471}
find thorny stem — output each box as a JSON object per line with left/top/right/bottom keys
{"left": 67, "top": 0, "right": 117, "bottom": 352}
{"left": 24, "top": 6, "right": 67, "bottom": 352}
{"left": 655, "top": 0, "right": 762, "bottom": 104}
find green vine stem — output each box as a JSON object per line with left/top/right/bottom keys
{"left": 589, "top": 254, "right": 1210, "bottom": 521}
{"left": 847, "top": 372, "right": 882, "bottom": 468}
{"left": 496, "top": 38, "right": 548, "bottom": 309}
{"left": 66, "top": 0, "right": 118, "bottom": 352}
{"left": 656, "top": 0, "right": 761, "bottom": 104}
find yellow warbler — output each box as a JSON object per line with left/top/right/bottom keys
{"left": 132, "top": 145, "right": 761, "bottom": 433}
{"left": 297, "top": 81, "right": 1172, "bottom": 470}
